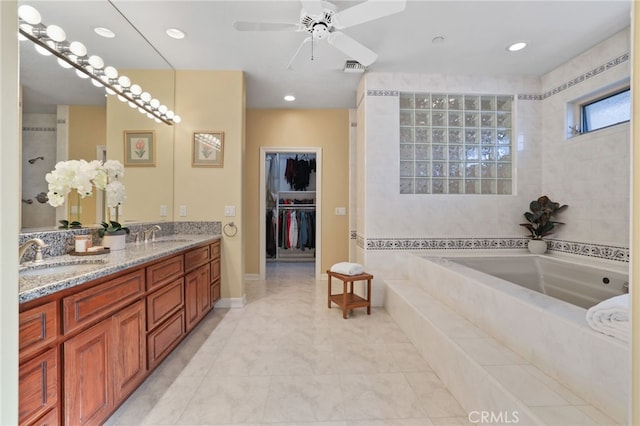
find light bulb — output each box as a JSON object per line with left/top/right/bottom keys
{"left": 19, "top": 23, "right": 33, "bottom": 36}
{"left": 118, "top": 75, "right": 131, "bottom": 88}
{"left": 18, "top": 5, "right": 41, "bottom": 25}
{"left": 91, "top": 78, "right": 104, "bottom": 88}
{"left": 69, "top": 41, "right": 87, "bottom": 56}
{"left": 76, "top": 68, "right": 90, "bottom": 79}
{"left": 88, "top": 55, "right": 104, "bottom": 69}
{"left": 128, "top": 101, "right": 137, "bottom": 109}
{"left": 117, "top": 95, "right": 127, "bottom": 103}
{"left": 150, "top": 99, "right": 160, "bottom": 108}
{"left": 141, "top": 92, "right": 151, "bottom": 102}
{"left": 173, "top": 115, "right": 181, "bottom": 124}
{"left": 46, "top": 25, "right": 66, "bottom": 42}
{"left": 155, "top": 118, "right": 162, "bottom": 124}
{"left": 103, "top": 66, "right": 118, "bottom": 79}
{"left": 137, "top": 107, "right": 146, "bottom": 113}
{"left": 147, "top": 113, "right": 154, "bottom": 119}
{"left": 158, "top": 105, "right": 168, "bottom": 114}
{"left": 166, "top": 110, "right": 175, "bottom": 119}
{"left": 57, "top": 58, "right": 72, "bottom": 69}
{"left": 34, "top": 42, "right": 52, "bottom": 56}
{"left": 105, "top": 87, "right": 116, "bottom": 95}
{"left": 130, "top": 84, "right": 142, "bottom": 95}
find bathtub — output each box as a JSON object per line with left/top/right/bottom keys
{"left": 445, "top": 255, "right": 627, "bottom": 309}
{"left": 396, "top": 252, "right": 629, "bottom": 424}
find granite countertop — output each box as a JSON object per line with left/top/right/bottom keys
{"left": 19, "top": 234, "right": 221, "bottom": 304}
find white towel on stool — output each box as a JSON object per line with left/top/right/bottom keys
{"left": 330, "top": 262, "right": 364, "bottom": 276}
{"left": 586, "top": 294, "right": 630, "bottom": 343}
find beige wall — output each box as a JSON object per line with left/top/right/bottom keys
{"left": 632, "top": 3, "right": 639, "bottom": 424}
{"left": 69, "top": 106, "right": 105, "bottom": 225}
{"left": 244, "top": 109, "right": 350, "bottom": 274}
{"left": 173, "top": 70, "right": 245, "bottom": 300}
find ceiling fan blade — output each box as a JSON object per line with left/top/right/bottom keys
{"left": 232, "top": 21, "right": 299, "bottom": 31}
{"left": 300, "top": 0, "right": 325, "bottom": 17}
{"left": 327, "top": 31, "right": 377, "bottom": 67}
{"left": 332, "top": 0, "right": 407, "bottom": 29}
{"left": 287, "top": 36, "right": 312, "bottom": 70}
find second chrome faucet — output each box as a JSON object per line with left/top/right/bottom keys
{"left": 142, "top": 225, "right": 162, "bottom": 242}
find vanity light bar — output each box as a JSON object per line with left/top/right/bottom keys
{"left": 18, "top": 7, "right": 181, "bottom": 126}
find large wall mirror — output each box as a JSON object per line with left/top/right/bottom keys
{"left": 19, "top": 0, "right": 175, "bottom": 231}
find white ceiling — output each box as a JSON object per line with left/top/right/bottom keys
{"left": 19, "top": 0, "right": 631, "bottom": 113}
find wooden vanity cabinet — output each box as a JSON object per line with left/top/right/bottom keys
{"left": 19, "top": 239, "right": 221, "bottom": 426}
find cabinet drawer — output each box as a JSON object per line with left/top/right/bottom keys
{"left": 147, "top": 310, "right": 185, "bottom": 370}
{"left": 63, "top": 269, "right": 145, "bottom": 334}
{"left": 146, "top": 255, "right": 184, "bottom": 290}
{"left": 211, "top": 281, "right": 221, "bottom": 305}
{"left": 19, "top": 301, "right": 58, "bottom": 362}
{"left": 210, "top": 260, "right": 221, "bottom": 282}
{"left": 146, "top": 278, "right": 184, "bottom": 330}
{"left": 210, "top": 241, "right": 220, "bottom": 260}
{"left": 28, "top": 406, "right": 58, "bottom": 426}
{"left": 19, "top": 348, "right": 57, "bottom": 425}
{"left": 184, "top": 245, "right": 210, "bottom": 271}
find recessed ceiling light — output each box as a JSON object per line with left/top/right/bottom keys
{"left": 284, "top": 95, "right": 295, "bottom": 102}
{"left": 166, "top": 28, "right": 186, "bottom": 39}
{"left": 507, "top": 42, "right": 527, "bottom": 52}
{"left": 94, "top": 27, "right": 115, "bottom": 38}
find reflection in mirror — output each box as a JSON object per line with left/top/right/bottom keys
{"left": 19, "top": 1, "right": 175, "bottom": 231}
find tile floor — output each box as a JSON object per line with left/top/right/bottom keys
{"left": 106, "top": 262, "right": 471, "bottom": 426}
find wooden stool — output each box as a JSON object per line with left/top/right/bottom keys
{"left": 327, "top": 270, "right": 373, "bottom": 319}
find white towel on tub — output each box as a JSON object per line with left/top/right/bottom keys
{"left": 330, "top": 262, "right": 364, "bottom": 276}
{"left": 586, "top": 294, "right": 630, "bottom": 343}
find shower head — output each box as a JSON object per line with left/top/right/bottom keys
{"left": 28, "top": 156, "right": 44, "bottom": 164}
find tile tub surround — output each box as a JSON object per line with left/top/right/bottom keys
{"left": 391, "top": 252, "right": 628, "bottom": 424}
{"left": 19, "top": 234, "right": 221, "bottom": 303}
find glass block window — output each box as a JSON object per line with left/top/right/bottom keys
{"left": 399, "top": 92, "right": 513, "bottom": 195}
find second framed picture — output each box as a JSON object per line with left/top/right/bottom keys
{"left": 193, "top": 131, "right": 224, "bottom": 167}
{"left": 124, "top": 130, "right": 156, "bottom": 167}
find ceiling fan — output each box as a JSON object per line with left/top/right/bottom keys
{"left": 233, "top": 0, "right": 406, "bottom": 69}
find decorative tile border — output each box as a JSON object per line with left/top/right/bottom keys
{"left": 366, "top": 53, "right": 628, "bottom": 103}
{"left": 22, "top": 126, "right": 57, "bottom": 132}
{"left": 362, "top": 236, "right": 629, "bottom": 263}
{"left": 547, "top": 239, "right": 629, "bottom": 262}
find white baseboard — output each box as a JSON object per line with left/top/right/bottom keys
{"left": 214, "top": 295, "right": 247, "bottom": 308}
{"left": 244, "top": 273, "right": 260, "bottom": 281}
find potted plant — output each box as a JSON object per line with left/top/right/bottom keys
{"left": 98, "top": 221, "right": 130, "bottom": 250}
{"left": 520, "top": 195, "right": 568, "bottom": 254}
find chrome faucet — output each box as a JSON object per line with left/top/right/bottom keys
{"left": 143, "top": 225, "right": 162, "bottom": 242}
{"left": 19, "top": 238, "right": 47, "bottom": 263}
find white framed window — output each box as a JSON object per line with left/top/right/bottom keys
{"left": 568, "top": 82, "right": 630, "bottom": 137}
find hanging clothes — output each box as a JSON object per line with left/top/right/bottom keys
{"left": 283, "top": 155, "right": 314, "bottom": 191}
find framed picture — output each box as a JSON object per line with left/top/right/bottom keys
{"left": 192, "top": 131, "right": 224, "bottom": 167}
{"left": 124, "top": 131, "right": 155, "bottom": 167}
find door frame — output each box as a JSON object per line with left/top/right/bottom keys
{"left": 259, "top": 147, "right": 322, "bottom": 280}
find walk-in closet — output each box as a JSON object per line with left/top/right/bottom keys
{"left": 265, "top": 152, "right": 317, "bottom": 262}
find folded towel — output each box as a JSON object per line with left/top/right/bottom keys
{"left": 586, "top": 294, "right": 630, "bottom": 342}
{"left": 330, "top": 262, "right": 364, "bottom": 276}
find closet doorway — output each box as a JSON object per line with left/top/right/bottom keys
{"left": 259, "top": 147, "right": 322, "bottom": 280}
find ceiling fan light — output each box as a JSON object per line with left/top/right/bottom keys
{"left": 18, "top": 5, "right": 41, "bottom": 25}
{"left": 46, "top": 25, "right": 66, "bottom": 42}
